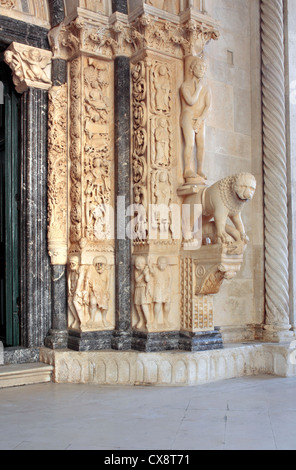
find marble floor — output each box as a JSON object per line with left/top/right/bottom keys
{"left": 0, "top": 375, "right": 296, "bottom": 450}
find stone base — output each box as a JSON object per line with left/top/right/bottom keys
{"left": 40, "top": 342, "right": 296, "bottom": 386}
{"left": 261, "top": 325, "right": 295, "bottom": 343}
{"left": 111, "top": 331, "right": 132, "bottom": 351}
{"left": 4, "top": 347, "right": 40, "bottom": 365}
{"left": 0, "top": 363, "right": 53, "bottom": 389}
{"left": 179, "top": 328, "right": 223, "bottom": 351}
{"left": 68, "top": 330, "right": 113, "bottom": 351}
{"left": 44, "top": 329, "right": 68, "bottom": 350}
{"left": 131, "top": 331, "right": 180, "bottom": 352}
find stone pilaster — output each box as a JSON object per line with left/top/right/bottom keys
{"left": 261, "top": 0, "right": 293, "bottom": 341}
{"left": 112, "top": 56, "right": 132, "bottom": 350}
{"left": 20, "top": 88, "right": 52, "bottom": 347}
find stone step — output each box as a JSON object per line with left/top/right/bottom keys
{"left": 0, "top": 363, "right": 54, "bottom": 389}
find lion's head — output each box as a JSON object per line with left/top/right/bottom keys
{"left": 233, "top": 173, "right": 256, "bottom": 203}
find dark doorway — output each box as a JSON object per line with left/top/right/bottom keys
{"left": 0, "top": 58, "right": 20, "bottom": 347}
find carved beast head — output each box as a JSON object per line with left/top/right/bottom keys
{"left": 233, "top": 173, "right": 256, "bottom": 203}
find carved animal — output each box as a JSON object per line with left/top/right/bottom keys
{"left": 184, "top": 173, "right": 256, "bottom": 245}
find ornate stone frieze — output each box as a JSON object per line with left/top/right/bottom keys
{"left": 47, "top": 85, "right": 68, "bottom": 265}
{"left": 4, "top": 43, "right": 52, "bottom": 93}
{"left": 48, "top": 9, "right": 219, "bottom": 61}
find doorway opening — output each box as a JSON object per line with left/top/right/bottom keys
{"left": 0, "top": 57, "right": 20, "bottom": 347}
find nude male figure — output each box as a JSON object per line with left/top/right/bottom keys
{"left": 180, "top": 57, "right": 212, "bottom": 181}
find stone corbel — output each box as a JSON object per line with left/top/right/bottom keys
{"left": 4, "top": 42, "right": 52, "bottom": 94}
{"left": 193, "top": 245, "right": 245, "bottom": 296}
{"left": 180, "top": 244, "right": 244, "bottom": 341}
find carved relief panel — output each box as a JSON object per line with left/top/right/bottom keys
{"left": 132, "top": 255, "right": 180, "bottom": 332}
{"left": 131, "top": 56, "right": 179, "bottom": 246}
{"left": 48, "top": 85, "right": 68, "bottom": 265}
{"left": 131, "top": 50, "right": 183, "bottom": 334}
{"left": 68, "top": 54, "right": 115, "bottom": 332}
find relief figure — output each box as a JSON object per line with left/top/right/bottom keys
{"left": 152, "top": 257, "right": 172, "bottom": 329}
{"left": 134, "top": 256, "right": 152, "bottom": 329}
{"left": 84, "top": 256, "right": 111, "bottom": 329}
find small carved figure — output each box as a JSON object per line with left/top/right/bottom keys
{"left": 154, "top": 65, "right": 170, "bottom": 112}
{"left": 152, "top": 257, "right": 172, "bottom": 329}
{"left": 68, "top": 256, "right": 85, "bottom": 330}
{"left": 22, "top": 48, "right": 52, "bottom": 84}
{"left": 155, "top": 118, "right": 170, "bottom": 166}
{"left": 180, "top": 57, "right": 211, "bottom": 181}
{"left": 153, "top": 171, "right": 172, "bottom": 234}
{"left": 154, "top": 171, "right": 172, "bottom": 207}
{"left": 85, "top": 256, "right": 111, "bottom": 329}
{"left": 134, "top": 256, "right": 152, "bottom": 329}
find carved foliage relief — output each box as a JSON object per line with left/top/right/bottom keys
{"left": 48, "top": 85, "right": 68, "bottom": 265}
{"left": 69, "top": 57, "right": 82, "bottom": 244}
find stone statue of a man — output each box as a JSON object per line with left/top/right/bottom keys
{"left": 180, "top": 56, "right": 212, "bottom": 182}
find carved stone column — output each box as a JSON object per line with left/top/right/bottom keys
{"left": 45, "top": 69, "right": 69, "bottom": 350}
{"left": 127, "top": 6, "right": 219, "bottom": 351}
{"left": 49, "top": 14, "right": 118, "bottom": 351}
{"left": 261, "top": 0, "right": 293, "bottom": 341}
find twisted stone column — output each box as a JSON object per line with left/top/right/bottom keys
{"left": 261, "top": 0, "right": 292, "bottom": 339}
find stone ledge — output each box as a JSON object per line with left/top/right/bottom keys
{"left": 40, "top": 343, "right": 296, "bottom": 386}
{"left": 0, "top": 363, "right": 54, "bottom": 389}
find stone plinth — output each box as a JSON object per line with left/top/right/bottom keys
{"left": 40, "top": 343, "right": 296, "bottom": 386}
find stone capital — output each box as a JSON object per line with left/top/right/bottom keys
{"left": 48, "top": 7, "right": 219, "bottom": 61}
{"left": 4, "top": 42, "right": 52, "bottom": 93}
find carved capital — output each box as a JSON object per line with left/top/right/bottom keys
{"left": 48, "top": 9, "right": 219, "bottom": 61}
{"left": 4, "top": 43, "right": 52, "bottom": 93}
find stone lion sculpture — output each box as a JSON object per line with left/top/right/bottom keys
{"left": 183, "top": 172, "right": 256, "bottom": 246}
